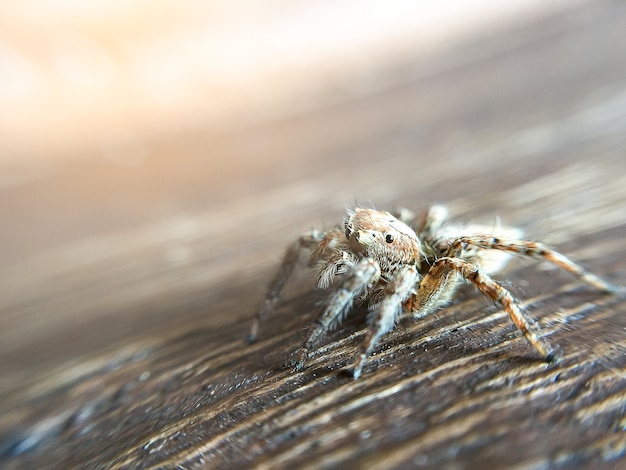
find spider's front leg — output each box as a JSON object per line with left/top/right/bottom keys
{"left": 295, "top": 257, "right": 381, "bottom": 371}
{"left": 248, "top": 230, "right": 324, "bottom": 343}
{"left": 413, "top": 257, "right": 556, "bottom": 360}
{"left": 352, "top": 265, "right": 419, "bottom": 379}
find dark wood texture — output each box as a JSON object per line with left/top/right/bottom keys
{"left": 2, "top": 2, "right": 626, "bottom": 469}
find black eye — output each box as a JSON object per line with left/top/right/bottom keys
{"left": 385, "top": 234, "right": 394, "bottom": 243}
{"left": 344, "top": 222, "right": 352, "bottom": 239}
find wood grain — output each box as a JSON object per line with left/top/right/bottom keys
{"left": 1, "top": 2, "right": 626, "bottom": 469}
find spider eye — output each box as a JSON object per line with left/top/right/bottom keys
{"left": 385, "top": 233, "right": 394, "bottom": 243}
{"left": 344, "top": 222, "right": 352, "bottom": 239}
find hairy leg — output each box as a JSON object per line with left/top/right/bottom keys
{"left": 414, "top": 205, "right": 449, "bottom": 235}
{"left": 391, "top": 207, "right": 417, "bottom": 226}
{"left": 248, "top": 230, "right": 324, "bottom": 343}
{"left": 352, "top": 265, "right": 419, "bottom": 379}
{"left": 309, "top": 228, "right": 344, "bottom": 266}
{"left": 412, "top": 257, "right": 555, "bottom": 360}
{"left": 295, "top": 258, "right": 381, "bottom": 370}
{"left": 449, "top": 237, "right": 617, "bottom": 292}
{"left": 314, "top": 248, "right": 358, "bottom": 290}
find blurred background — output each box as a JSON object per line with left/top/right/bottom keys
{"left": 1, "top": 0, "right": 625, "bottom": 398}
{"left": 0, "top": 0, "right": 576, "bottom": 161}
{"left": 0, "top": 0, "right": 574, "bottom": 261}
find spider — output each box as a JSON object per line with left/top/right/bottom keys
{"left": 248, "top": 205, "right": 618, "bottom": 379}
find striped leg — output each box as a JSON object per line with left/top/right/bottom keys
{"left": 415, "top": 257, "right": 556, "bottom": 361}
{"left": 449, "top": 237, "right": 617, "bottom": 293}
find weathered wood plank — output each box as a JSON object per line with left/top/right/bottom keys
{"left": 1, "top": 1, "right": 626, "bottom": 469}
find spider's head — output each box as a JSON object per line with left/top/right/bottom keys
{"left": 344, "top": 208, "right": 422, "bottom": 269}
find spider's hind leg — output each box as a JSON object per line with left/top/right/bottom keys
{"left": 452, "top": 237, "right": 618, "bottom": 293}
{"left": 420, "top": 257, "right": 556, "bottom": 360}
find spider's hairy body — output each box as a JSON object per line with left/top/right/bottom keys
{"left": 249, "top": 205, "right": 617, "bottom": 379}
{"left": 313, "top": 208, "right": 421, "bottom": 289}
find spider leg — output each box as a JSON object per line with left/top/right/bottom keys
{"left": 248, "top": 230, "right": 324, "bottom": 343}
{"left": 295, "top": 257, "right": 380, "bottom": 370}
{"left": 415, "top": 205, "right": 449, "bottom": 235}
{"left": 392, "top": 205, "right": 449, "bottom": 235}
{"left": 309, "top": 228, "right": 344, "bottom": 266}
{"left": 450, "top": 237, "right": 617, "bottom": 293}
{"left": 352, "top": 265, "right": 419, "bottom": 379}
{"left": 413, "top": 257, "right": 555, "bottom": 360}
{"left": 315, "top": 249, "right": 357, "bottom": 289}
{"left": 390, "top": 207, "right": 416, "bottom": 225}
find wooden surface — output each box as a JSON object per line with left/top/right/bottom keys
{"left": 1, "top": 2, "right": 626, "bottom": 469}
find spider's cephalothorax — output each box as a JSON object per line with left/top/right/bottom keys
{"left": 344, "top": 208, "right": 422, "bottom": 270}
{"left": 311, "top": 208, "right": 422, "bottom": 289}
{"left": 248, "top": 205, "right": 617, "bottom": 379}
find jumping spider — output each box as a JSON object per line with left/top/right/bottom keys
{"left": 248, "top": 205, "right": 617, "bottom": 379}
